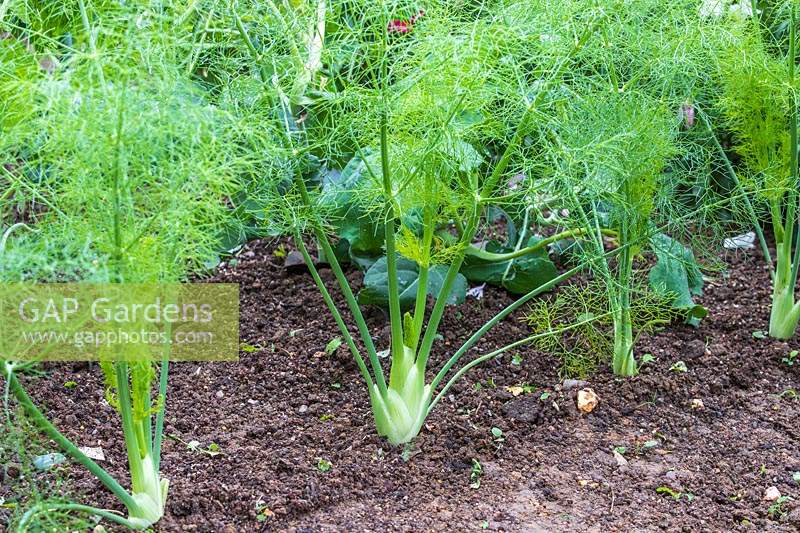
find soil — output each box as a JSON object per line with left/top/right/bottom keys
{"left": 3, "top": 238, "right": 800, "bottom": 532}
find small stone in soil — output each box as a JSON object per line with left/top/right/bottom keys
{"left": 284, "top": 250, "right": 309, "bottom": 271}
{"left": 78, "top": 446, "right": 105, "bottom": 461}
{"left": 613, "top": 450, "right": 628, "bottom": 467}
{"left": 577, "top": 388, "right": 599, "bottom": 414}
{"left": 563, "top": 379, "right": 589, "bottom": 391}
{"left": 763, "top": 486, "right": 781, "bottom": 501}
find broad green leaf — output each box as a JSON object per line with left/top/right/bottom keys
{"left": 317, "top": 154, "right": 385, "bottom": 263}
{"left": 358, "top": 256, "right": 419, "bottom": 309}
{"left": 358, "top": 256, "right": 467, "bottom": 310}
{"left": 648, "top": 233, "right": 705, "bottom": 324}
{"left": 461, "top": 237, "right": 558, "bottom": 294}
{"left": 427, "top": 265, "right": 468, "bottom": 306}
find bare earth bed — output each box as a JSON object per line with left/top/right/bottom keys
{"left": 6, "top": 239, "right": 800, "bottom": 532}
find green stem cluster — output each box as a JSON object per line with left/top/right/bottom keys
{"left": 768, "top": 2, "right": 800, "bottom": 339}
{"left": 1, "top": 59, "right": 171, "bottom": 527}
{"left": 2, "top": 359, "right": 169, "bottom": 530}
{"left": 280, "top": 14, "right": 605, "bottom": 443}
{"left": 716, "top": 3, "right": 800, "bottom": 339}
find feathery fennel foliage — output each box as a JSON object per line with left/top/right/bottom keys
{"left": 708, "top": 1, "right": 800, "bottom": 338}
{"left": 1, "top": 1, "right": 249, "bottom": 528}
{"left": 233, "top": 0, "right": 607, "bottom": 444}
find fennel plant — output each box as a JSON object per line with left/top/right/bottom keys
{"left": 709, "top": 1, "right": 800, "bottom": 339}
{"left": 521, "top": 0, "right": 721, "bottom": 376}
{"left": 1, "top": 1, "right": 242, "bottom": 528}
{"left": 545, "top": 90, "right": 682, "bottom": 376}
{"left": 234, "top": 0, "right": 606, "bottom": 444}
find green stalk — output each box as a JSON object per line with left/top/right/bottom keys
{"left": 501, "top": 206, "right": 531, "bottom": 284}
{"left": 231, "top": 4, "right": 269, "bottom": 82}
{"left": 769, "top": 2, "right": 800, "bottom": 339}
{"left": 77, "top": 0, "right": 106, "bottom": 86}
{"left": 769, "top": 242, "right": 800, "bottom": 337}
{"left": 569, "top": 186, "right": 634, "bottom": 375}
{"left": 111, "top": 91, "right": 126, "bottom": 281}
{"left": 698, "top": 109, "right": 773, "bottom": 276}
{"left": 464, "top": 228, "right": 617, "bottom": 262}
{"left": 787, "top": 2, "right": 800, "bottom": 289}
{"left": 611, "top": 241, "right": 637, "bottom": 376}
{"left": 293, "top": 230, "right": 375, "bottom": 388}
{"left": 380, "top": 113, "right": 405, "bottom": 367}
{"left": 408, "top": 177, "right": 435, "bottom": 352}
{"left": 2, "top": 370, "right": 138, "bottom": 513}
{"left": 415, "top": 212, "right": 479, "bottom": 373}
{"left": 293, "top": 177, "right": 388, "bottom": 396}
{"left": 152, "top": 354, "right": 169, "bottom": 472}
{"left": 115, "top": 363, "right": 146, "bottom": 492}
{"left": 151, "top": 286, "right": 175, "bottom": 472}
{"left": 186, "top": 7, "right": 217, "bottom": 75}
{"left": 19, "top": 503, "right": 145, "bottom": 531}
{"left": 142, "top": 393, "right": 153, "bottom": 457}
{"left": 783, "top": 1, "right": 797, "bottom": 270}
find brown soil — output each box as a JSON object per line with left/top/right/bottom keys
{"left": 3, "top": 239, "right": 800, "bottom": 532}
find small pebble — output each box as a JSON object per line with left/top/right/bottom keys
{"left": 613, "top": 450, "right": 628, "bottom": 467}
{"left": 563, "top": 379, "right": 589, "bottom": 391}
{"left": 764, "top": 486, "right": 781, "bottom": 501}
{"left": 577, "top": 388, "right": 599, "bottom": 414}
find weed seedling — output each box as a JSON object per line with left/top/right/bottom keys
{"left": 325, "top": 337, "right": 343, "bottom": 356}
{"left": 656, "top": 486, "right": 694, "bottom": 502}
{"left": 670, "top": 361, "right": 688, "bottom": 373}
{"left": 469, "top": 459, "right": 483, "bottom": 489}
{"left": 640, "top": 354, "right": 656, "bottom": 366}
{"left": 273, "top": 244, "right": 289, "bottom": 258}
{"left": 491, "top": 427, "right": 505, "bottom": 445}
{"left": 768, "top": 496, "right": 792, "bottom": 519}
{"left": 316, "top": 458, "right": 332, "bottom": 473}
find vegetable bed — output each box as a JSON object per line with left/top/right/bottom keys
{"left": 4, "top": 0, "right": 800, "bottom": 531}
{"left": 5, "top": 238, "right": 798, "bottom": 532}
